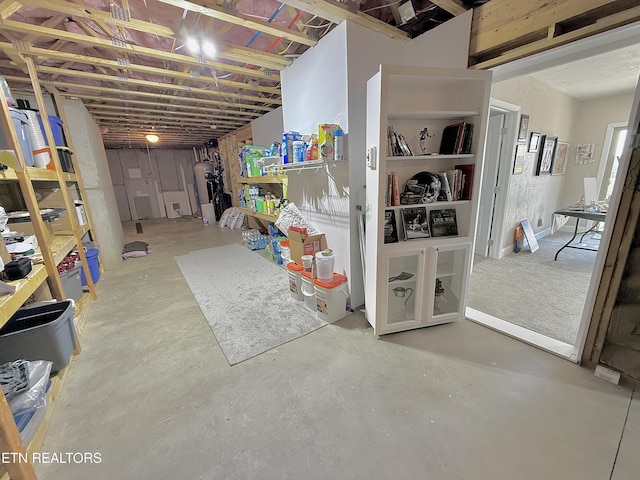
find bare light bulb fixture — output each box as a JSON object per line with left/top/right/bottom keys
{"left": 186, "top": 33, "right": 217, "bottom": 58}
{"left": 145, "top": 134, "right": 159, "bottom": 143}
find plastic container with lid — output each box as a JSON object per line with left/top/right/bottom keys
{"left": 314, "top": 273, "right": 348, "bottom": 323}
{"left": 315, "top": 249, "right": 335, "bottom": 282}
{"left": 301, "top": 270, "right": 316, "bottom": 312}
{"left": 286, "top": 261, "right": 304, "bottom": 301}
{"left": 0, "top": 108, "right": 35, "bottom": 167}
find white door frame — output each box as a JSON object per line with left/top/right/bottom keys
{"left": 486, "top": 99, "right": 520, "bottom": 259}
{"left": 467, "top": 21, "right": 640, "bottom": 362}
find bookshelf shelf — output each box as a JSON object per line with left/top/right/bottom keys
{"left": 365, "top": 65, "right": 491, "bottom": 336}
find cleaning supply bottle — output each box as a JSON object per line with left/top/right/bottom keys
{"left": 334, "top": 128, "right": 344, "bottom": 161}
{"left": 307, "top": 134, "right": 319, "bottom": 161}
{"left": 320, "top": 125, "right": 333, "bottom": 161}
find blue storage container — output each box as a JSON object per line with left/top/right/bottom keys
{"left": 80, "top": 248, "right": 100, "bottom": 286}
{"left": 36, "top": 113, "right": 65, "bottom": 146}
{"left": 0, "top": 108, "right": 35, "bottom": 166}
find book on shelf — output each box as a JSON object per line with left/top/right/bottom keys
{"left": 383, "top": 209, "right": 399, "bottom": 244}
{"left": 430, "top": 208, "right": 458, "bottom": 237}
{"left": 454, "top": 163, "right": 474, "bottom": 200}
{"left": 391, "top": 172, "right": 400, "bottom": 206}
{"left": 401, "top": 207, "right": 431, "bottom": 240}
{"left": 439, "top": 122, "right": 474, "bottom": 155}
{"left": 435, "top": 172, "right": 452, "bottom": 202}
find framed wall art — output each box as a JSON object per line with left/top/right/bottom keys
{"left": 551, "top": 141, "right": 570, "bottom": 175}
{"left": 529, "top": 132, "right": 541, "bottom": 153}
{"left": 517, "top": 114, "right": 530, "bottom": 142}
{"left": 536, "top": 135, "right": 557, "bottom": 176}
{"left": 513, "top": 143, "right": 526, "bottom": 175}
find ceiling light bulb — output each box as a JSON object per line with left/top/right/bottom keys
{"left": 146, "top": 134, "right": 159, "bottom": 143}
{"left": 210, "top": 124, "right": 217, "bottom": 129}
{"left": 202, "top": 40, "right": 216, "bottom": 57}
{"left": 186, "top": 37, "right": 200, "bottom": 55}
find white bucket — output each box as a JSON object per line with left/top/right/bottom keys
{"left": 286, "top": 262, "right": 303, "bottom": 301}
{"left": 314, "top": 273, "right": 348, "bottom": 323}
{"left": 280, "top": 245, "right": 291, "bottom": 263}
{"left": 201, "top": 203, "right": 215, "bottom": 225}
{"left": 301, "top": 271, "right": 316, "bottom": 312}
{"left": 315, "top": 249, "right": 335, "bottom": 282}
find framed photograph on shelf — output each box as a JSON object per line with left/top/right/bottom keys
{"left": 517, "top": 114, "right": 530, "bottom": 142}
{"left": 529, "top": 132, "right": 541, "bottom": 153}
{"left": 536, "top": 135, "right": 557, "bottom": 176}
{"left": 513, "top": 143, "right": 526, "bottom": 175}
{"left": 551, "top": 141, "right": 570, "bottom": 175}
{"left": 430, "top": 209, "right": 458, "bottom": 237}
{"left": 400, "top": 207, "right": 430, "bottom": 240}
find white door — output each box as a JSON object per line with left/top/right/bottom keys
{"left": 475, "top": 111, "right": 504, "bottom": 256}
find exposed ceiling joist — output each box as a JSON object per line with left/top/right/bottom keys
{"left": 20, "top": 0, "right": 175, "bottom": 37}
{"left": 429, "top": 1, "right": 467, "bottom": 16}
{"left": 0, "top": 19, "right": 284, "bottom": 78}
{"left": 156, "top": 0, "right": 317, "bottom": 47}
{"left": 280, "top": 0, "right": 409, "bottom": 41}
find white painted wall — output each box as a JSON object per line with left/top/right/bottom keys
{"left": 279, "top": 14, "right": 474, "bottom": 308}
{"left": 251, "top": 106, "right": 283, "bottom": 146}
{"left": 566, "top": 93, "right": 634, "bottom": 206}
{"left": 61, "top": 99, "right": 124, "bottom": 270}
{"left": 106, "top": 148, "right": 196, "bottom": 222}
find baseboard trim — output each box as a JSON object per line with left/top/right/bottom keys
{"left": 465, "top": 307, "right": 579, "bottom": 362}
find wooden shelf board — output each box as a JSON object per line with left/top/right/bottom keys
{"left": 238, "top": 207, "right": 278, "bottom": 223}
{"left": 388, "top": 110, "right": 480, "bottom": 120}
{"left": 50, "top": 235, "right": 77, "bottom": 265}
{"left": 237, "top": 175, "right": 287, "bottom": 184}
{"left": 386, "top": 154, "right": 475, "bottom": 161}
{"left": 0, "top": 167, "right": 76, "bottom": 182}
{"left": 74, "top": 293, "right": 93, "bottom": 337}
{"left": 0, "top": 265, "right": 48, "bottom": 328}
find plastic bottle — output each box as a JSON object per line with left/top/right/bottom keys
{"left": 334, "top": 128, "right": 344, "bottom": 161}
{"left": 307, "top": 134, "right": 319, "bottom": 161}
{"left": 320, "top": 125, "right": 334, "bottom": 161}
{"left": 0, "top": 76, "right": 15, "bottom": 107}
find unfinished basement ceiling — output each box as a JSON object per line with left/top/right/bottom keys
{"left": 0, "top": 0, "right": 637, "bottom": 149}
{"left": 0, "top": 0, "right": 471, "bottom": 149}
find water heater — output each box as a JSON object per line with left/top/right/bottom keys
{"left": 194, "top": 161, "right": 215, "bottom": 205}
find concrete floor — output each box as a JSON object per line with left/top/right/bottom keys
{"left": 36, "top": 218, "right": 638, "bottom": 480}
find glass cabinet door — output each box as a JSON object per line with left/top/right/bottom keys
{"left": 380, "top": 250, "right": 425, "bottom": 334}
{"left": 426, "top": 243, "right": 471, "bottom": 324}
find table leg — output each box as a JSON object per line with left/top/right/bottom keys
{"left": 555, "top": 218, "right": 580, "bottom": 261}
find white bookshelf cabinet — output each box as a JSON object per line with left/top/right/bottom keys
{"left": 365, "top": 65, "right": 491, "bottom": 335}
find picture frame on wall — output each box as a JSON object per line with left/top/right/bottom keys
{"left": 513, "top": 143, "right": 526, "bottom": 175}
{"left": 529, "top": 132, "right": 541, "bottom": 153}
{"left": 517, "top": 114, "right": 530, "bottom": 142}
{"left": 536, "top": 135, "right": 557, "bottom": 176}
{"left": 551, "top": 141, "right": 570, "bottom": 175}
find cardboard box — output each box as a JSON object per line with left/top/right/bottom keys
{"left": 288, "top": 228, "right": 327, "bottom": 264}
{"left": 49, "top": 211, "right": 74, "bottom": 234}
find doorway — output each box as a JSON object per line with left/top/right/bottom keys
{"left": 466, "top": 24, "right": 640, "bottom": 362}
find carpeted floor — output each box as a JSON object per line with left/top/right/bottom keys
{"left": 467, "top": 230, "right": 600, "bottom": 344}
{"left": 175, "top": 244, "right": 326, "bottom": 365}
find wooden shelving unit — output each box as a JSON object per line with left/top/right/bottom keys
{"left": 0, "top": 56, "right": 98, "bottom": 479}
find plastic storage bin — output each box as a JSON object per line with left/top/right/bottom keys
{"left": 314, "top": 273, "right": 348, "bottom": 323}
{"left": 56, "top": 147, "right": 74, "bottom": 173}
{"left": 301, "top": 270, "right": 316, "bottom": 312}
{"left": 59, "top": 265, "right": 82, "bottom": 301}
{"left": 286, "top": 261, "right": 304, "bottom": 301}
{"left": 80, "top": 248, "right": 100, "bottom": 286}
{"left": 0, "top": 108, "right": 35, "bottom": 167}
{"left": 0, "top": 301, "right": 76, "bottom": 373}
{"left": 36, "top": 113, "right": 65, "bottom": 146}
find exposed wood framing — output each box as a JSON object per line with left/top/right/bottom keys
{"left": 583, "top": 144, "right": 640, "bottom": 367}
{"left": 156, "top": 0, "right": 317, "bottom": 47}
{"left": 429, "top": 0, "right": 467, "bottom": 16}
{"left": 469, "top": 0, "right": 640, "bottom": 69}
{"left": 280, "top": 0, "right": 409, "bottom": 41}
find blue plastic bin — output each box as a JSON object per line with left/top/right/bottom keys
{"left": 36, "top": 113, "right": 65, "bottom": 146}
{"left": 80, "top": 248, "right": 100, "bottom": 286}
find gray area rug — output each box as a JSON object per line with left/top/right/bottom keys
{"left": 467, "top": 231, "right": 599, "bottom": 345}
{"left": 175, "top": 244, "right": 326, "bottom": 365}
